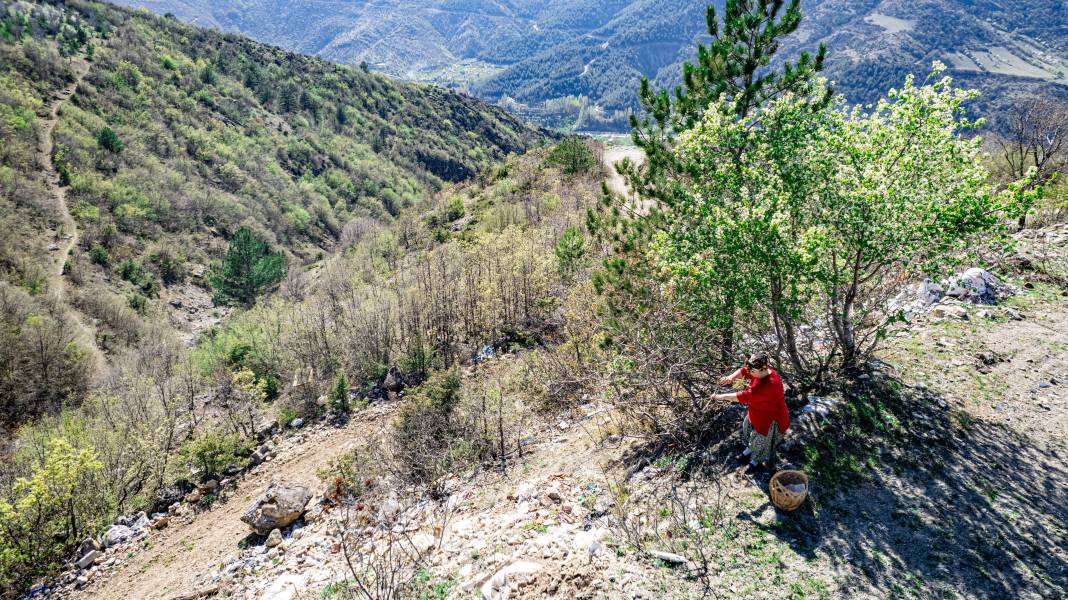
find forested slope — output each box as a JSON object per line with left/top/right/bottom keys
{"left": 112, "top": 0, "right": 1068, "bottom": 131}
{"left": 0, "top": 0, "right": 549, "bottom": 432}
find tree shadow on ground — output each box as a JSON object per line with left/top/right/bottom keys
{"left": 757, "top": 375, "right": 1068, "bottom": 599}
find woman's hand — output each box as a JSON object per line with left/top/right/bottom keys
{"left": 719, "top": 368, "right": 744, "bottom": 386}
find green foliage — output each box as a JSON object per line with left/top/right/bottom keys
{"left": 127, "top": 292, "right": 147, "bottom": 313}
{"left": 210, "top": 228, "right": 286, "bottom": 306}
{"left": 329, "top": 373, "right": 350, "bottom": 413}
{"left": 445, "top": 195, "right": 465, "bottom": 222}
{"left": 88, "top": 244, "right": 110, "bottom": 266}
{"left": 554, "top": 226, "right": 586, "bottom": 277}
{"left": 592, "top": 0, "right": 828, "bottom": 354}
{"left": 547, "top": 137, "right": 597, "bottom": 174}
{"left": 664, "top": 66, "right": 1029, "bottom": 375}
{"left": 0, "top": 438, "right": 104, "bottom": 596}
{"left": 394, "top": 370, "right": 463, "bottom": 484}
{"left": 179, "top": 431, "right": 250, "bottom": 476}
{"left": 672, "top": 1, "right": 828, "bottom": 122}
{"left": 96, "top": 126, "right": 124, "bottom": 153}
{"left": 118, "top": 258, "right": 159, "bottom": 295}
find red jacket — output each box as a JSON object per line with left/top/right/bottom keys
{"left": 737, "top": 367, "right": 790, "bottom": 436}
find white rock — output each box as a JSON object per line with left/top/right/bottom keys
{"left": 481, "top": 561, "right": 542, "bottom": 600}
{"left": 262, "top": 573, "right": 307, "bottom": 600}
{"left": 76, "top": 550, "right": 100, "bottom": 569}
{"left": 102, "top": 525, "right": 135, "bottom": 548}
{"left": 649, "top": 550, "right": 687, "bottom": 565}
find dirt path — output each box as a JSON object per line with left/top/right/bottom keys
{"left": 602, "top": 144, "right": 643, "bottom": 199}
{"left": 37, "top": 58, "right": 89, "bottom": 286}
{"left": 70, "top": 408, "right": 395, "bottom": 600}
{"left": 35, "top": 58, "right": 103, "bottom": 360}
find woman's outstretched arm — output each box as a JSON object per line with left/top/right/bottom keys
{"left": 718, "top": 367, "right": 745, "bottom": 386}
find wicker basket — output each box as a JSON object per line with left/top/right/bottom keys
{"left": 769, "top": 470, "right": 809, "bottom": 511}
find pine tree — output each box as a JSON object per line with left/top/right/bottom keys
{"left": 96, "top": 127, "right": 123, "bottom": 153}
{"left": 329, "top": 374, "right": 350, "bottom": 413}
{"left": 590, "top": 0, "right": 829, "bottom": 361}
{"left": 210, "top": 228, "right": 286, "bottom": 306}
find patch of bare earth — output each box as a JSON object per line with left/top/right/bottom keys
{"left": 67, "top": 406, "right": 395, "bottom": 600}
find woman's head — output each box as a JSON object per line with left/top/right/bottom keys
{"left": 745, "top": 353, "right": 770, "bottom": 377}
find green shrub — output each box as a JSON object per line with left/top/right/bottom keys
{"left": 394, "top": 370, "right": 462, "bottom": 486}
{"left": 329, "top": 373, "right": 350, "bottom": 413}
{"left": 0, "top": 439, "right": 104, "bottom": 596}
{"left": 554, "top": 227, "right": 586, "bottom": 276}
{"left": 445, "top": 195, "right": 465, "bottom": 221}
{"left": 96, "top": 127, "right": 124, "bottom": 153}
{"left": 209, "top": 228, "right": 287, "bottom": 306}
{"left": 88, "top": 245, "right": 110, "bottom": 266}
{"left": 127, "top": 292, "right": 147, "bottom": 313}
{"left": 179, "top": 431, "right": 250, "bottom": 476}
{"left": 547, "top": 137, "right": 597, "bottom": 174}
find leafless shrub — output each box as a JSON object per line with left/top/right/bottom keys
{"left": 606, "top": 467, "right": 735, "bottom": 598}
{"left": 330, "top": 488, "right": 455, "bottom": 600}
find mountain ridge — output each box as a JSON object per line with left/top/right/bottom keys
{"left": 111, "top": 0, "right": 1068, "bottom": 130}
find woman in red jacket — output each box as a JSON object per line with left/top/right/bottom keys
{"left": 712, "top": 353, "right": 790, "bottom": 472}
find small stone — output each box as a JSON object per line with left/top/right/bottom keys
{"left": 266, "top": 529, "right": 283, "bottom": 548}
{"left": 76, "top": 550, "right": 101, "bottom": 570}
{"left": 185, "top": 490, "right": 202, "bottom": 504}
{"left": 77, "top": 537, "right": 101, "bottom": 557}
{"left": 649, "top": 550, "right": 687, "bottom": 565}
{"left": 290, "top": 418, "right": 304, "bottom": 428}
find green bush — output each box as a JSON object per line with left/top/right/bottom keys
{"left": 209, "top": 228, "right": 287, "bottom": 306}
{"left": 445, "top": 195, "right": 465, "bottom": 222}
{"left": 329, "top": 373, "right": 350, "bottom": 413}
{"left": 554, "top": 227, "right": 586, "bottom": 276}
{"left": 96, "top": 126, "right": 124, "bottom": 153}
{"left": 179, "top": 431, "right": 250, "bottom": 476}
{"left": 0, "top": 439, "right": 104, "bottom": 596}
{"left": 547, "top": 137, "right": 597, "bottom": 175}
{"left": 127, "top": 292, "right": 147, "bottom": 313}
{"left": 394, "top": 370, "right": 462, "bottom": 486}
{"left": 88, "top": 245, "right": 110, "bottom": 266}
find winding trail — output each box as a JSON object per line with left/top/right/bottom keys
{"left": 602, "top": 142, "right": 652, "bottom": 215}
{"left": 69, "top": 408, "right": 395, "bottom": 600}
{"left": 35, "top": 58, "right": 100, "bottom": 356}
{"left": 37, "top": 58, "right": 89, "bottom": 288}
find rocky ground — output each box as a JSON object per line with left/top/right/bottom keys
{"left": 46, "top": 226, "right": 1067, "bottom": 600}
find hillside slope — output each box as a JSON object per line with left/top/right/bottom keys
{"left": 59, "top": 224, "right": 1068, "bottom": 600}
{"left": 0, "top": 0, "right": 549, "bottom": 430}
{"left": 112, "top": 0, "right": 1068, "bottom": 130}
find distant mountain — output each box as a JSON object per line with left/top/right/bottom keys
{"left": 112, "top": 0, "right": 1068, "bottom": 130}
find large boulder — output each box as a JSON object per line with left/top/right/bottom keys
{"left": 240, "top": 482, "right": 312, "bottom": 535}
{"left": 382, "top": 367, "right": 406, "bottom": 393}
{"left": 102, "top": 524, "right": 135, "bottom": 548}
{"left": 944, "top": 268, "right": 1010, "bottom": 304}
{"left": 152, "top": 479, "right": 195, "bottom": 514}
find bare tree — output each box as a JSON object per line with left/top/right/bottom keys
{"left": 996, "top": 98, "right": 1068, "bottom": 226}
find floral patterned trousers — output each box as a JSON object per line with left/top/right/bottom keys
{"left": 742, "top": 417, "right": 783, "bottom": 464}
